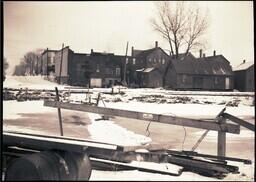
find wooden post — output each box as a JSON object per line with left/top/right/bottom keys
{"left": 217, "top": 117, "right": 226, "bottom": 157}
{"left": 55, "top": 87, "right": 64, "bottom": 136}
{"left": 58, "top": 43, "right": 64, "bottom": 84}
{"left": 96, "top": 93, "right": 101, "bottom": 106}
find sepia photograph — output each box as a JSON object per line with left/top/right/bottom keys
{"left": 2, "top": 1, "right": 254, "bottom": 181}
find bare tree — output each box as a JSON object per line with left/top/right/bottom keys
{"left": 151, "top": 1, "right": 209, "bottom": 58}
{"left": 13, "top": 49, "right": 43, "bottom": 76}
{"left": 151, "top": 1, "right": 209, "bottom": 88}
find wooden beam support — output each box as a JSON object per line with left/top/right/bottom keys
{"left": 222, "top": 113, "right": 255, "bottom": 132}
{"left": 218, "top": 117, "right": 226, "bottom": 157}
{"left": 55, "top": 87, "right": 64, "bottom": 136}
{"left": 44, "top": 100, "right": 240, "bottom": 134}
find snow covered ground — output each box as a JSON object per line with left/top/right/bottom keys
{"left": 3, "top": 76, "right": 255, "bottom": 181}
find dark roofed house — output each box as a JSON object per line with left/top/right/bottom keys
{"left": 233, "top": 61, "right": 254, "bottom": 92}
{"left": 127, "top": 41, "right": 170, "bottom": 87}
{"left": 166, "top": 54, "right": 234, "bottom": 90}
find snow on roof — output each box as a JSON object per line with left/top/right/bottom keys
{"left": 135, "top": 68, "right": 156, "bottom": 73}
{"left": 143, "top": 67, "right": 155, "bottom": 73}
{"left": 233, "top": 62, "right": 254, "bottom": 71}
{"left": 136, "top": 68, "right": 145, "bottom": 72}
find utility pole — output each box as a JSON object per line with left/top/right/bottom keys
{"left": 30, "top": 56, "right": 32, "bottom": 75}
{"left": 36, "top": 55, "right": 39, "bottom": 75}
{"left": 58, "top": 43, "right": 64, "bottom": 84}
{"left": 32, "top": 54, "right": 34, "bottom": 75}
{"left": 46, "top": 48, "right": 49, "bottom": 77}
{"left": 40, "top": 55, "right": 43, "bottom": 75}
{"left": 123, "top": 41, "right": 129, "bottom": 86}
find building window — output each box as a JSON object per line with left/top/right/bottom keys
{"left": 149, "top": 58, "right": 151, "bottom": 62}
{"left": 162, "top": 58, "right": 165, "bottom": 64}
{"left": 214, "top": 77, "right": 219, "bottom": 84}
{"left": 96, "top": 64, "right": 100, "bottom": 72}
{"left": 182, "top": 75, "right": 186, "bottom": 83}
{"left": 116, "top": 68, "right": 120, "bottom": 76}
{"left": 126, "top": 58, "right": 129, "bottom": 64}
{"left": 133, "top": 58, "right": 136, "bottom": 65}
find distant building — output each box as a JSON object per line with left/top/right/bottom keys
{"left": 127, "top": 41, "right": 169, "bottom": 87}
{"left": 233, "top": 60, "right": 254, "bottom": 92}
{"left": 166, "top": 53, "right": 234, "bottom": 90}
{"left": 128, "top": 42, "right": 233, "bottom": 90}
{"left": 54, "top": 47, "right": 125, "bottom": 87}
{"left": 41, "top": 49, "right": 58, "bottom": 75}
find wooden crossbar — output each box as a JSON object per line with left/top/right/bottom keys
{"left": 222, "top": 113, "right": 255, "bottom": 132}
{"left": 44, "top": 100, "right": 240, "bottom": 134}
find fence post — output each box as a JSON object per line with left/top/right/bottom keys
{"left": 55, "top": 87, "right": 64, "bottom": 136}
{"left": 217, "top": 117, "right": 226, "bottom": 157}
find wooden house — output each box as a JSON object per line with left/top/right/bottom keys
{"left": 233, "top": 61, "right": 254, "bottom": 92}
{"left": 166, "top": 53, "right": 234, "bottom": 90}
{"left": 127, "top": 41, "right": 169, "bottom": 87}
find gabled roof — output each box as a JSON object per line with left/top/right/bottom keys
{"left": 171, "top": 55, "right": 233, "bottom": 76}
{"left": 233, "top": 62, "right": 254, "bottom": 71}
{"left": 134, "top": 47, "right": 169, "bottom": 59}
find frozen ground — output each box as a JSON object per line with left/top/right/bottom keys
{"left": 3, "top": 76, "right": 255, "bottom": 181}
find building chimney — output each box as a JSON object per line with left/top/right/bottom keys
{"left": 131, "top": 46, "right": 134, "bottom": 56}
{"left": 243, "top": 60, "right": 246, "bottom": 64}
{"left": 91, "top": 49, "right": 93, "bottom": 54}
{"left": 199, "top": 49, "right": 202, "bottom": 58}
{"left": 155, "top": 41, "right": 158, "bottom": 48}
{"left": 203, "top": 53, "right": 206, "bottom": 57}
{"left": 213, "top": 50, "right": 216, "bottom": 56}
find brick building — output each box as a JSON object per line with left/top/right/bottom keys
{"left": 54, "top": 47, "right": 125, "bottom": 87}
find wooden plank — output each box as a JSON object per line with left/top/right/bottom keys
{"left": 165, "top": 150, "right": 252, "bottom": 164}
{"left": 3, "top": 132, "right": 120, "bottom": 152}
{"left": 44, "top": 100, "right": 240, "bottom": 134}
{"left": 168, "top": 155, "right": 230, "bottom": 174}
{"left": 218, "top": 117, "right": 226, "bottom": 157}
{"left": 87, "top": 150, "right": 169, "bottom": 163}
{"left": 90, "top": 157, "right": 183, "bottom": 176}
{"left": 222, "top": 113, "right": 255, "bottom": 131}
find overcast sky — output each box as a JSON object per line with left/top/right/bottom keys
{"left": 4, "top": 1, "right": 254, "bottom": 75}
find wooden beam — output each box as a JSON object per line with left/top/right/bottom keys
{"left": 44, "top": 100, "right": 240, "bottom": 134}
{"left": 165, "top": 150, "right": 252, "bottom": 164}
{"left": 222, "top": 113, "right": 255, "bottom": 132}
{"left": 3, "top": 132, "right": 120, "bottom": 153}
{"left": 218, "top": 117, "right": 226, "bottom": 157}
{"left": 90, "top": 157, "right": 183, "bottom": 176}
{"left": 168, "top": 155, "right": 230, "bottom": 174}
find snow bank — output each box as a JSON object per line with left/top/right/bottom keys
{"left": 3, "top": 75, "right": 66, "bottom": 90}
{"left": 87, "top": 113, "right": 152, "bottom": 146}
